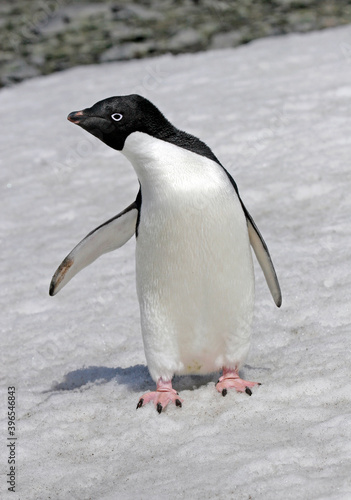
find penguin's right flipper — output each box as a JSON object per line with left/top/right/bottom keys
{"left": 244, "top": 209, "right": 282, "bottom": 308}
{"left": 49, "top": 200, "right": 139, "bottom": 296}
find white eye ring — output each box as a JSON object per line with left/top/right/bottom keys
{"left": 111, "top": 113, "right": 123, "bottom": 121}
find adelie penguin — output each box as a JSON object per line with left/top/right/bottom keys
{"left": 50, "top": 94, "right": 282, "bottom": 413}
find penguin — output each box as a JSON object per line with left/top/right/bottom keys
{"left": 50, "top": 94, "right": 281, "bottom": 413}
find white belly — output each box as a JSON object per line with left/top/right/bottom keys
{"left": 123, "top": 132, "right": 255, "bottom": 381}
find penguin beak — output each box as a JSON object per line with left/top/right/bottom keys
{"left": 67, "top": 110, "right": 84, "bottom": 124}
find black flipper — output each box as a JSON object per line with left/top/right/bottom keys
{"left": 241, "top": 201, "right": 282, "bottom": 307}
{"left": 222, "top": 168, "right": 282, "bottom": 307}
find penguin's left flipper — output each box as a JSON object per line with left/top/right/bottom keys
{"left": 243, "top": 206, "right": 282, "bottom": 308}
{"left": 49, "top": 200, "right": 139, "bottom": 296}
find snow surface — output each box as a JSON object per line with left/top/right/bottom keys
{"left": 1, "top": 25, "right": 351, "bottom": 500}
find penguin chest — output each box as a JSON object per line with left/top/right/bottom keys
{"left": 123, "top": 132, "right": 255, "bottom": 374}
{"left": 136, "top": 181, "right": 252, "bottom": 297}
{"left": 136, "top": 179, "right": 253, "bottom": 357}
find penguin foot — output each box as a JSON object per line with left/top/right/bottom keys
{"left": 136, "top": 378, "right": 183, "bottom": 413}
{"left": 216, "top": 367, "right": 260, "bottom": 397}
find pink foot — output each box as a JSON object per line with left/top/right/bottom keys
{"left": 216, "top": 367, "right": 260, "bottom": 397}
{"left": 136, "top": 378, "right": 183, "bottom": 413}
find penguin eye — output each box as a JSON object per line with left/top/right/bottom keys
{"left": 111, "top": 113, "right": 123, "bottom": 122}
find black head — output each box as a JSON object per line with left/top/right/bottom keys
{"left": 67, "top": 94, "right": 173, "bottom": 150}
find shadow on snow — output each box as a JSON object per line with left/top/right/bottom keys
{"left": 46, "top": 364, "right": 221, "bottom": 394}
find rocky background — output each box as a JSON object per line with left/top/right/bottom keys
{"left": 1, "top": 0, "right": 351, "bottom": 87}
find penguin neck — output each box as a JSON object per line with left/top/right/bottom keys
{"left": 122, "top": 131, "right": 208, "bottom": 199}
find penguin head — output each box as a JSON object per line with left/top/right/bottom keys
{"left": 68, "top": 94, "right": 172, "bottom": 151}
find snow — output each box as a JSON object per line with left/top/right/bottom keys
{"left": 2, "top": 24, "right": 351, "bottom": 499}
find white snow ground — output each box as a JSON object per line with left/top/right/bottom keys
{"left": 1, "top": 24, "right": 351, "bottom": 500}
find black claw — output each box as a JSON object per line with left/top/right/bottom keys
{"left": 157, "top": 402, "right": 163, "bottom": 414}
{"left": 175, "top": 399, "right": 182, "bottom": 407}
{"left": 216, "top": 380, "right": 220, "bottom": 385}
{"left": 222, "top": 388, "right": 227, "bottom": 397}
{"left": 245, "top": 387, "right": 252, "bottom": 396}
{"left": 136, "top": 398, "right": 144, "bottom": 409}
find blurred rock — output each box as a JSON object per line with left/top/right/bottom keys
{"left": 1, "top": 0, "right": 351, "bottom": 87}
{"left": 1, "top": 59, "right": 40, "bottom": 86}
{"left": 114, "top": 4, "right": 163, "bottom": 22}
{"left": 210, "top": 31, "right": 244, "bottom": 50}
{"left": 168, "top": 29, "right": 205, "bottom": 52}
{"left": 100, "top": 41, "right": 155, "bottom": 62}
